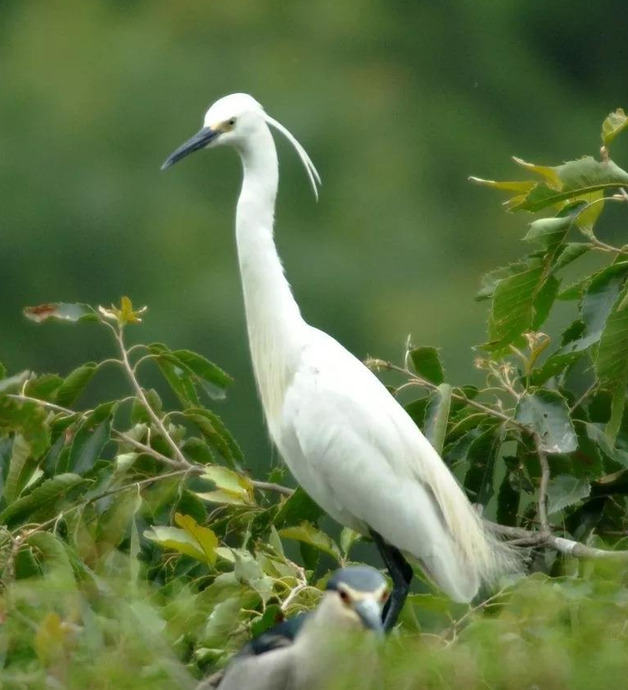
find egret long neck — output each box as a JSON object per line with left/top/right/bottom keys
{"left": 236, "top": 127, "right": 306, "bottom": 426}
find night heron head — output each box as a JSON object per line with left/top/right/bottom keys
{"left": 161, "top": 92, "right": 321, "bottom": 197}
{"left": 322, "top": 566, "right": 388, "bottom": 636}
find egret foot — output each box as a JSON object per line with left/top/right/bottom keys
{"left": 369, "top": 529, "right": 413, "bottom": 632}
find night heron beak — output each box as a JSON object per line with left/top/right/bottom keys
{"left": 353, "top": 598, "right": 385, "bottom": 637}
{"left": 161, "top": 126, "right": 220, "bottom": 170}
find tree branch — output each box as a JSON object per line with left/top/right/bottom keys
{"left": 486, "top": 521, "right": 628, "bottom": 560}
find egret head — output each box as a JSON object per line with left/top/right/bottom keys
{"left": 322, "top": 566, "right": 388, "bottom": 635}
{"left": 161, "top": 92, "right": 321, "bottom": 197}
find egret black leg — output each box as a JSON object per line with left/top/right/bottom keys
{"left": 369, "top": 529, "right": 413, "bottom": 632}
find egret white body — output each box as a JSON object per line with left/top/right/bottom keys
{"left": 163, "top": 93, "right": 516, "bottom": 625}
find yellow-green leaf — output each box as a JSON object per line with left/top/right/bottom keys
{"left": 279, "top": 522, "right": 342, "bottom": 563}
{"left": 174, "top": 513, "right": 219, "bottom": 566}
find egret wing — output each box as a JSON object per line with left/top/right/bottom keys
{"left": 276, "top": 328, "right": 482, "bottom": 601}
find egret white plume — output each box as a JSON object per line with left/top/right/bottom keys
{"left": 162, "top": 92, "right": 519, "bottom": 629}
{"left": 264, "top": 114, "right": 322, "bottom": 199}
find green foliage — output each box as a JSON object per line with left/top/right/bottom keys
{"left": 3, "top": 110, "right": 628, "bottom": 688}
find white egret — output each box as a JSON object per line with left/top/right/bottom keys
{"left": 162, "top": 93, "right": 516, "bottom": 629}
{"left": 202, "top": 566, "right": 386, "bottom": 690}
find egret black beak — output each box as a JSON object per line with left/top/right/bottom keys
{"left": 161, "top": 126, "right": 219, "bottom": 170}
{"left": 354, "top": 598, "right": 385, "bottom": 637}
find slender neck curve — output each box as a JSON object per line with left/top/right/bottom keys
{"left": 235, "top": 124, "right": 307, "bottom": 426}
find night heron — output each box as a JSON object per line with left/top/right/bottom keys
{"left": 162, "top": 93, "right": 517, "bottom": 629}
{"left": 202, "top": 566, "right": 387, "bottom": 690}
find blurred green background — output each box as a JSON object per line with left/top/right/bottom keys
{"left": 2, "top": 0, "right": 628, "bottom": 470}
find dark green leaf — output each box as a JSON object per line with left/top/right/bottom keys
{"left": 0, "top": 397, "right": 50, "bottom": 458}
{"left": 547, "top": 475, "right": 591, "bottom": 514}
{"left": 55, "top": 364, "right": 97, "bottom": 407}
{"left": 423, "top": 384, "right": 452, "bottom": 455}
{"left": 532, "top": 275, "right": 560, "bottom": 330}
{"left": 515, "top": 390, "right": 577, "bottom": 454}
{"left": 484, "top": 259, "right": 544, "bottom": 352}
{"left": 67, "top": 402, "right": 115, "bottom": 474}
{"left": 3, "top": 435, "right": 35, "bottom": 504}
{"left": 497, "top": 470, "right": 520, "bottom": 526}
{"left": 463, "top": 426, "right": 503, "bottom": 506}
{"left": 409, "top": 347, "right": 445, "bottom": 385}
{"left": 183, "top": 408, "right": 243, "bottom": 468}
{"left": 554, "top": 243, "right": 590, "bottom": 272}
{"left": 0, "top": 473, "right": 85, "bottom": 526}
{"left": 564, "top": 263, "right": 628, "bottom": 354}
{"left": 274, "top": 487, "right": 322, "bottom": 528}
{"left": 24, "top": 374, "right": 63, "bottom": 401}
{"left": 26, "top": 532, "right": 76, "bottom": 588}
{"left": 170, "top": 349, "right": 232, "bottom": 400}
{"left": 130, "top": 388, "right": 163, "bottom": 424}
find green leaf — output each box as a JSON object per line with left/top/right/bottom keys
{"left": 67, "top": 402, "right": 114, "bottom": 474}
{"left": 130, "top": 388, "right": 163, "bottom": 424}
{"left": 23, "top": 302, "right": 94, "bottom": 323}
{"left": 596, "top": 281, "right": 628, "bottom": 385}
{"left": 408, "top": 347, "right": 445, "bottom": 385}
{"left": 0, "top": 397, "right": 50, "bottom": 458}
{"left": 523, "top": 216, "right": 571, "bottom": 248}
{"left": 423, "top": 383, "right": 452, "bottom": 455}
{"left": 496, "top": 470, "right": 520, "bottom": 526}
{"left": 594, "top": 277, "right": 628, "bottom": 441}
{"left": 55, "top": 364, "right": 97, "bottom": 407}
{"left": 232, "top": 549, "right": 273, "bottom": 602}
{"left": 196, "top": 466, "right": 254, "bottom": 506}
{"left": 475, "top": 155, "right": 628, "bottom": 213}
{"left": 24, "top": 374, "right": 63, "bottom": 401}
{"left": 26, "top": 531, "right": 76, "bottom": 588}
{"left": 554, "top": 243, "right": 590, "bottom": 272}
{"left": 174, "top": 513, "right": 219, "bottom": 566}
{"left": 184, "top": 408, "right": 243, "bottom": 468}
{"left": 340, "top": 527, "right": 361, "bottom": 557}
{"left": 202, "top": 596, "right": 243, "bottom": 648}
{"left": 274, "top": 486, "right": 322, "bottom": 527}
{"left": 3, "top": 434, "right": 34, "bottom": 504}
{"left": 279, "top": 522, "right": 342, "bottom": 563}
{"left": 563, "top": 263, "right": 628, "bottom": 353}
{"left": 515, "top": 390, "right": 577, "bottom": 454}
{"left": 484, "top": 259, "right": 544, "bottom": 352}
{"left": 170, "top": 349, "right": 232, "bottom": 400}
{"left": 602, "top": 108, "right": 628, "bottom": 146}
{"left": 532, "top": 275, "right": 560, "bottom": 330}
{"left": 463, "top": 426, "right": 503, "bottom": 506}
{"left": 150, "top": 343, "right": 201, "bottom": 407}
{"left": 0, "top": 473, "right": 85, "bottom": 526}
{"left": 547, "top": 475, "right": 591, "bottom": 514}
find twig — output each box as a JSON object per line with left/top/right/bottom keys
{"left": 113, "top": 325, "right": 192, "bottom": 469}
{"left": 486, "top": 521, "right": 628, "bottom": 560}
{"left": 251, "top": 480, "right": 293, "bottom": 496}
{"left": 368, "top": 358, "right": 524, "bottom": 430}
{"left": 281, "top": 564, "right": 309, "bottom": 613}
{"left": 533, "top": 434, "right": 551, "bottom": 534}
{"left": 115, "top": 431, "right": 294, "bottom": 496}
{"left": 7, "top": 394, "right": 75, "bottom": 416}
